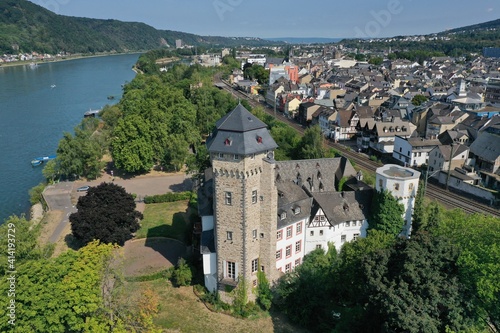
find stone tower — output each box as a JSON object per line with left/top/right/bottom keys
{"left": 206, "top": 104, "right": 279, "bottom": 299}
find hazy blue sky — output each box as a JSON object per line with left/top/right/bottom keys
{"left": 29, "top": 0, "right": 499, "bottom": 39}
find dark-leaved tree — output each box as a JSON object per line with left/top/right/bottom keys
{"left": 70, "top": 182, "right": 142, "bottom": 246}
{"left": 361, "top": 233, "right": 471, "bottom": 333}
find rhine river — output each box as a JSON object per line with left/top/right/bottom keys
{"left": 0, "top": 53, "right": 140, "bottom": 223}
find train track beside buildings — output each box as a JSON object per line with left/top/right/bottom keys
{"left": 217, "top": 78, "right": 500, "bottom": 218}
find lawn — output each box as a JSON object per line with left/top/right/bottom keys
{"left": 135, "top": 200, "right": 192, "bottom": 242}
{"left": 122, "top": 280, "right": 308, "bottom": 333}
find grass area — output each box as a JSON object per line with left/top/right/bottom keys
{"left": 122, "top": 280, "right": 307, "bottom": 333}
{"left": 136, "top": 200, "right": 191, "bottom": 242}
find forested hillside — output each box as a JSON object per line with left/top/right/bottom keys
{"left": 0, "top": 0, "right": 276, "bottom": 54}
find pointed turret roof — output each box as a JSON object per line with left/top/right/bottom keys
{"left": 215, "top": 103, "right": 267, "bottom": 132}
{"left": 207, "top": 104, "right": 277, "bottom": 155}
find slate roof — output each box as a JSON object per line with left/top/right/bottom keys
{"left": 276, "top": 182, "right": 313, "bottom": 229}
{"left": 311, "top": 190, "right": 372, "bottom": 226}
{"left": 275, "top": 157, "right": 356, "bottom": 193}
{"left": 469, "top": 132, "right": 500, "bottom": 162}
{"left": 207, "top": 104, "right": 278, "bottom": 155}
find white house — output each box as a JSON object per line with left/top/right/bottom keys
{"left": 305, "top": 191, "right": 371, "bottom": 252}
{"left": 392, "top": 136, "right": 440, "bottom": 167}
{"left": 376, "top": 164, "right": 420, "bottom": 237}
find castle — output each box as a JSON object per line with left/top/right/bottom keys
{"left": 197, "top": 104, "right": 417, "bottom": 299}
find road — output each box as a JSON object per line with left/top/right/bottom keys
{"left": 43, "top": 173, "right": 192, "bottom": 243}
{"left": 216, "top": 77, "right": 500, "bottom": 218}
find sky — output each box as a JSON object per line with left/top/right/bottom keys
{"left": 29, "top": 0, "right": 500, "bottom": 39}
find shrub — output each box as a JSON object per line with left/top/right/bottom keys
{"left": 256, "top": 270, "right": 272, "bottom": 311}
{"left": 143, "top": 191, "right": 192, "bottom": 204}
{"left": 172, "top": 258, "right": 192, "bottom": 286}
{"left": 29, "top": 183, "right": 46, "bottom": 205}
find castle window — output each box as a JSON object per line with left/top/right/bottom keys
{"left": 256, "top": 136, "right": 263, "bottom": 144}
{"left": 234, "top": 154, "right": 239, "bottom": 160}
{"left": 286, "top": 245, "right": 292, "bottom": 258}
{"left": 316, "top": 244, "right": 322, "bottom": 250}
{"left": 252, "top": 190, "right": 258, "bottom": 204}
{"left": 346, "top": 221, "right": 350, "bottom": 227}
{"left": 286, "top": 226, "right": 293, "bottom": 239}
{"left": 394, "top": 183, "right": 400, "bottom": 191}
{"left": 218, "top": 153, "right": 224, "bottom": 159}
{"left": 252, "top": 258, "right": 258, "bottom": 273}
{"left": 276, "top": 249, "right": 282, "bottom": 260}
{"left": 296, "top": 222, "right": 302, "bottom": 235}
{"left": 285, "top": 263, "right": 291, "bottom": 273}
{"left": 250, "top": 153, "right": 255, "bottom": 160}
{"left": 409, "top": 183, "right": 414, "bottom": 191}
{"left": 225, "top": 192, "right": 232, "bottom": 205}
{"left": 341, "top": 235, "right": 346, "bottom": 243}
{"left": 252, "top": 229, "right": 257, "bottom": 239}
{"left": 227, "top": 231, "right": 233, "bottom": 241}
{"left": 353, "top": 233, "right": 360, "bottom": 241}
{"left": 277, "top": 230, "right": 283, "bottom": 240}
{"left": 310, "top": 230, "right": 314, "bottom": 236}
{"left": 226, "top": 261, "right": 236, "bottom": 280}
{"left": 379, "top": 179, "right": 383, "bottom": 188}
{"left": 295, "top": 258, "right": 301, "bottom": 267}
{"left": 224, "top": 138, "right": 232, "bottom": 146}
{"left": 319, "top": 230, "right": 324, "bottom": 236}
{"left": 295, "top": 240, "right": 302, "bottom": 253}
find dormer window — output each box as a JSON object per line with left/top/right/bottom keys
{"left": 280, "top": 212, "right": 287, "bottom": 220}
{"left": 293, "top": 206, "right": 301, "bottom": 215}
{"left": 224, "top": 138, "right": 232, "bottom": 146}
{"left": 256, "top": 136, "right": 263, "bottom": 144}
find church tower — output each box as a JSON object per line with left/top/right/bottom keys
{"left": 206, "top": 104, "right": 279, "bottom": 299}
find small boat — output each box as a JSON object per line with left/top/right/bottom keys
{"left": 51, "top": 84, "right": 56, "bottom": 88}
{"left": 31, "top": 155, "right": 56, "bottom": 167}
{"left": 107, "top": 95, "right": 115, "bottom": 100}
{"left": 84, "top": 108, "right": 102, "bottom": 118}
{"left": 29, "top": 62, "right": 38, "bottom": 69}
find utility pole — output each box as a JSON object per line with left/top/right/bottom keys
{"left": 445, "top": 143, "right": 455, "bottom": 191}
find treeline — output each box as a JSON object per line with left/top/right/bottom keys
{"left": 272, "top": 193, "right": 500, "bottom": 333}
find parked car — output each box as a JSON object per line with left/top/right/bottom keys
{"left": 76, "top": 185, "right": 90, "bottom": 192}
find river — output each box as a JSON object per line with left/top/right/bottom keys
{"left": 0, "top": 53, "right": 140, "bottom": 223}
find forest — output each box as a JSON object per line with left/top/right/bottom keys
{"left": 0, "top": 0, "right": 277, "bottom": 55}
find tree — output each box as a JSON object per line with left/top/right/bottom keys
{"left": 70, "top": 182, "right": 142, "bottom": 246}
{"left": 412, "top": 94, "right": 428, "bottom": 106}
{"left": 411, "top": 180, "right": 426, "bottom": 234}
{"left": 369, "top": 189, "right": 405, "bottom": 237}
{"left": 361, "top": 233, "right": 472, "bottom": 333}
{"left": 434, "top": 211, "right": 500, "bottom": 332}
{"left": 368, "top": 57, "right": 383, "bottom": 66}
{"left": 295, "top": 125, "right": 328, "bottom": 160}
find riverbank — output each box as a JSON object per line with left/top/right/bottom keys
{"left": 0, "top": 51, "right": 144, "bottom": 69}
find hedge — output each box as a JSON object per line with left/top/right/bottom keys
{"left": 143, "top": 191, "right": 192, "bottom": 204}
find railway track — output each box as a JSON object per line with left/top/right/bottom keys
{"left": 217, "top": 79, "right": 500, "bottom": 218}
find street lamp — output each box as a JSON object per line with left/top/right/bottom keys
{"left": 423, "top": 169, "right": 441, "bottom": 196}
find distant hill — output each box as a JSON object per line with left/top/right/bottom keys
{"left": 0, "top": 0, "right": 277, "bottom": 54}
{"left": 339, "top": 17, "right": 500, "bottom": 57}
{"left": 442, "top": 18, "right": 500, "bottom": 34}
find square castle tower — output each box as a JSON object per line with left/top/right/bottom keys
{"left": 206, "top": 104, "right": 280, "bottom": 297}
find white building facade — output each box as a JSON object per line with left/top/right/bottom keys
{"left": 375, "top": 164, "right": 420, "bottom": 237}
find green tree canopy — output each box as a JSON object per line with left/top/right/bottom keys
{"left": 369, "top": 189, "right": 405, "bottom": 237}
{"left": 70, "top": 182, "right": 142, "bottom": 246}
